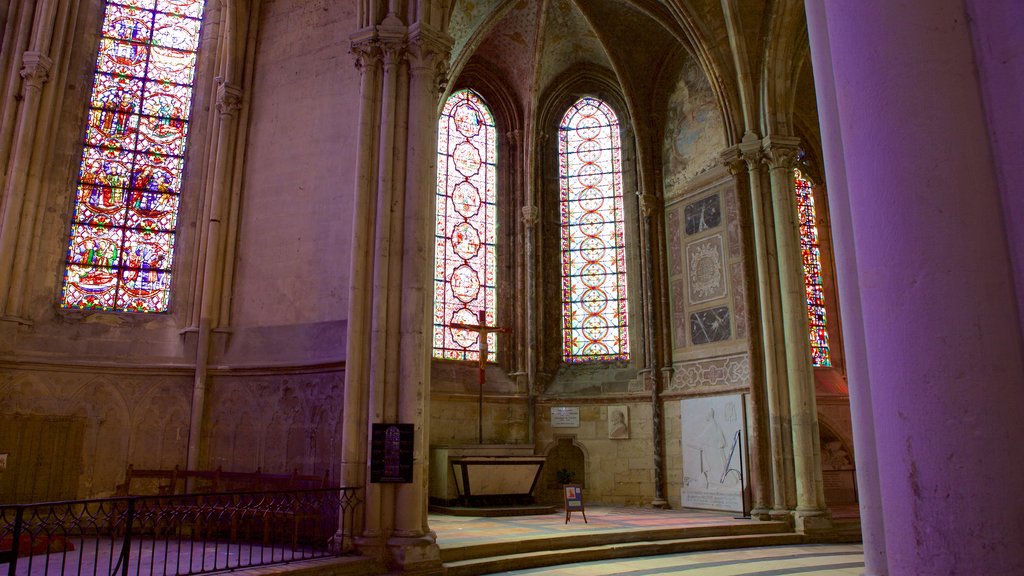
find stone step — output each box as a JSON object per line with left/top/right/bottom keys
{"left": 440, "top": 519, "right": 792, "bottom": 563}
{"left": 442, "top": 532, "right": 806, "bottom": 576}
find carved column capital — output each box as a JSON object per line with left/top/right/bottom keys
{"left": 761, "top": 135, "right": 802, "bottom": 170}
{"left": 407, "top": 22, "right": 452, "bottom": 98}
{"left": 719, "top": 146, "right": 746, "bottom": 176}
{"left": 19, "top": 51, "right": 52, "bottom": 89}
{"left": 349, "top": 32, "right": 383, "bottom": 73}
{"left": 506, "top": 129, "right": 521, "bottom": 146}
{"left": 637, "top": 192, "right": 662, "bottom": 218}
{"left": 521, "top": 205, "right": 539, "bottom": 227}
{"left": 738, "top": 141, "right": 763, "bottom": 171}
{"left": 215, "top": 79, "right": 243, "bottom": 117}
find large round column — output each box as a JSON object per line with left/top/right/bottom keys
{"left": 803, "top": 1, "right": 888, "bottom": 573}
{"left": 812, "top": 1, "right": 1024, "bottom": 573}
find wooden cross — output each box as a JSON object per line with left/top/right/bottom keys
{"left": 450, "top": 310, "right": 511, "bottom": 444}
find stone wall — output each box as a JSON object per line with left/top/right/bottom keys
{"left": 0, "top": 367, "right": 343, "bottom": 502}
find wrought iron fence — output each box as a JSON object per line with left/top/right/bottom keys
{"left": 0, "top": 487, "right": 361, "bottom": 576}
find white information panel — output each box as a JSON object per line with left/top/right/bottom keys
{"left": 680, "top": 394, "right": 746, "bottom": 512}
{"left": 551, "top": 407, "right": 580, "bottom": 428}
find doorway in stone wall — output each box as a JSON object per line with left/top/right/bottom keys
{"left": 537, "top": 437, "right": 587, "bottom": 505}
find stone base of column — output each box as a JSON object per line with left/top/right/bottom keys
{"left": 353, "top": 533, "right": 388, "bottom": 564}
{"left": 387, "top": 533, "right": 443, "bottom": 575}
{"left": 793, "top": 508, "right": 832, "bottom": 533}
{"left": 769, "top": 508, "right": 792, "bottom": 522}
{"left": 651, "top": 497, "right": 670, "bottom": 509}
{"left": 750, "top": 507, "right": 773, "bottom": 521}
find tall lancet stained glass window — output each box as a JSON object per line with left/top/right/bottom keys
{"left": 60, "top": 0, "right": 206, "bottom": 312}
{"left": 794, "top": 168, "right": 831, "bottom": 366}
{"left": 559, "top": 97, "right": 630, "bottom": 362}
{"left": 433, "top": 89, "right": 498, "bottom": 361}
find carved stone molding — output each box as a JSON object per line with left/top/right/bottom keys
{"left": 19, "top": 51, "right": 53, "bottom": 89}
{"left": 668, "top": 353, "right": 751, "bottom": 391}
{"left": 521, "top": 205, "right": 539, "bottom": 227}
{"left": 215, "top": 79, "right": 243, "bottom": 117}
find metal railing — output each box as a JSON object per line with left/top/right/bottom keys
{"left": 0, "top": 487, "right": 361, "bottom": 576}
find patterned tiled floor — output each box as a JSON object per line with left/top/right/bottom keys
{"left": 431, "top": 507, "right": 864, "bottom": 575}
{"left": 431, "top": 506, "right": 764, "bottom": 548}
{"left": 491, "top": 544, "right": 865, "bottom": 575}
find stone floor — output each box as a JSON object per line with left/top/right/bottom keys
{"left": 489, "top": 543, "right": 866, "bottom": 575}
{"left": 431, "top": 506, "right": 864, "bottom": 575}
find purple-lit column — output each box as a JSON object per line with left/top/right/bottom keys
{"left": 803, "top": 1, "right": 887, "bottom": 574}
{"left": 807, "top": 1, "right": 1024, "bottom": 574}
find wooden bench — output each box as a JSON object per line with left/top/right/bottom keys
{"left": 116, "top": 465, "right": 334, "bottom": 546}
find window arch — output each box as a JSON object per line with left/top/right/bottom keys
{"left": 432, "top": 89, "right": 498, "bottom": 361}
{"left": 794, "top": 167, "right": 832, "bottom": 366}
{"left": 559, "top": 97, "right": 630, "bottom": 362}
{"left": 60, "top": 0, "right": 206, "bottom": 312}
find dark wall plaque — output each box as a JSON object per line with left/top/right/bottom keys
{"left": 371, "top": 423, "right": 414, "bottom": 483}
{"left": 690, "top": 306, "right": 731, "bottom": 344}
{"left": 684, "top": 194, "right": 721, "bottom": 235}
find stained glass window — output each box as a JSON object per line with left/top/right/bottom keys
{"left": 432, "top": 89, "right": 497, "bottom": 362}
{"left": 60, "top": 0, "right": 205, "bottom": 312}
{"left": 559, "top": 97, "right": 629, "bottom": 362}
{"left": 795, "top": 168, "right": 831, "bottom": 367}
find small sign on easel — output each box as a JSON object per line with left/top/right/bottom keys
{"left": 563, "top": 484, "right": 587, "bottom": 524}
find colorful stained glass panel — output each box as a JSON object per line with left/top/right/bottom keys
{"left": 61, "top": 0, "right": 204, "bottom": 313}
{"left": 432, "top": 89, "right": 498, "bottom": 362}
{"left": 96, "top": 38, "right": 149, "bottom": 76}
{"left": 85, "top": 109, "right": 140, "bottom": 149}
{"left": 73, "top": 186, "right": 129, "bottom": 228}
{"left": 559, "top": 97, "right": 629, "bottom": 362}
{"left": 794, "top": 168, "right": 831, "bottom": 366}
{"left": 91, "top": 74, "right": 144, "bottom": 112}
{"left": 103, "top": 5, "right": 153, "bottom": 42}
{"left": 148, "top": 46, "right": 197, "bottom": 84}
{"left": 152, "top": 12, "right": 200, "bottom": 51}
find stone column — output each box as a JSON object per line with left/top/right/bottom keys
{"left": 389, "top": 21, "right": 450, "bottom": 572}
{"left": 187, "top": 80, "right": 243, "bottom": 474}
{"left": 338, "top": 33, "right": 382, "bottom": 552}
{"left": 762, "top": 136, "right": 828, "bottom": 528}
{"left": 802, "top": 1, "right": 887, "bottom": 572}
{"left": 0, "top": 50, "right": 51, "bottom": 317}
{"left": 521, "top": 204, "right": 539, "bottom": 444}
{"left": 808, "top": 0, "right": 1024, "bottom": 572}
{"left": 720, "top": 149, "right": 771, "bottom": 519}
{"left": 733, "top": 140, "right": 793, "bottom": 518}
{"left": 639, "top": 193, "right": 668, "bottom": 509}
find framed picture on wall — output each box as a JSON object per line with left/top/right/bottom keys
{"left": 608, "top": 405, "right": 629, "bottom": 439}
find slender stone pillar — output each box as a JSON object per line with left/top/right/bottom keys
{"left": 187, "top": 81, "right": 243, "bottom": 474}
{"left": 521, "top": 204, "right": 539, "bottom": 444}
{"left": 720, "top": 150, "right": 771, "bottom": 519}
{"left": 735, "top": 140, "right": 793, "bottom": 518}
{"left": 338, "top": 33, "right": 382, "bottom": 552}
{"left": 389, "top": 21, "right": 451, "bottom": 572}
{"left": 638, "top": 193, "right": 668, "bottom": 509}
{"left": 762, "top": 137, "right": 828, "bottom": 527}
{"left": 803, "top": 1, "right": 887, "bottom": 572}
{"left": 0, "top": 50, "right": 50, "bottom": 317}
{"left": 810, "top": 1, "right": 1024, "bottom": 573}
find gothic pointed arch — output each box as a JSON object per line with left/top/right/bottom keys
{"left": 536, "top": 66, "right": 642, "bottom": 384}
